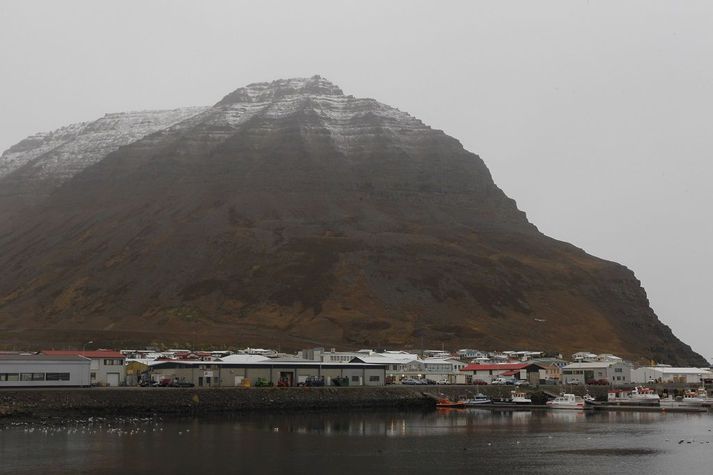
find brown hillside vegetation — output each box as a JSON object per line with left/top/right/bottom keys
{"left": 0, "top": 77, "right": 704, "bottom": 366}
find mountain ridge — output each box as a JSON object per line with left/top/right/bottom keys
{"left": 0, "top": 76, "right": 704, "bottom": 366}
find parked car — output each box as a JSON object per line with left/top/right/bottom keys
{"left": 254, "top": 377, "right": 273, "bottom": 387}
{"left": 586, "top": 379, "right": 609, "bottom": 386}
{"left": 567, "top": 378, "right": 583, "bottom": 385}
{"left": 401, "top": 378, "right": 421, "bottom": 385}
{"left": 472, "top": 379, "right": 488, "bottom": 385}
{"left": 492, "top": 377, "right": 515, "bottom": 385}
{"left": 170, "top": 380, "right": 195, "bottom": 388}
{"left": 514, "top": 380, "right": 529, "bottom": 386}
{"left": 436, "top": 379, "right": 450, "bottom": 385}
{"left": 302, "top": 376, "right": 325, "bottom": 387}
{"left": 424, "top": 379, "right": 437, "bottom": 385}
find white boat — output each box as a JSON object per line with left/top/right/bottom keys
{"left": 607, "top": 387, "right": 660, "bottom": 406}
{"left": 672, "top": 389, "right": 707, "bottom": 406}
{"left": 461, "top": 393, "right": 492, "bottom": 406}
{"left": 510, "top": 390, "right": 532, "bottom": 405}
{"left": 546, "top": 393, "right": 585, "bottom": 410}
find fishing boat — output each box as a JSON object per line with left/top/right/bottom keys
{"left": 510, "top": 390, "right": 532, "bottom": 405}
{"left": 677, "top": 389, "right": 706, "bottom": 406}
{"left": 436, "top": 397, "right": 466, "bottom": 409}
{"left": 690, "top": 387, "right": 713, "bottom": 406}
{"left": 546, "top": 393, "right": 585, "bottom": 410}
{"left": 606, "top": 387, "right": 660, "bottom": 406}
{"left": 461, "top": 393, "right": 492, "bottom": 406}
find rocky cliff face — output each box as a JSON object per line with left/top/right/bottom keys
{"left": 0, "top": 76, "right": 704, "bottom": 365}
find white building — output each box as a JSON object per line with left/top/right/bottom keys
{"left": 561, "top": 361, "right": 631, "bottom": 385}
{"left": 571, "top": 352, "right": 599, "bottom": 362}
{"left": 631, "top": 366, "right": 713, "bottom": 384}
{"left": 0, "top": 354, "right": 90, "bottom": 387}
{"left": 42, "top": 350, "right": 126, "bottom": 386}
{"left": 422, "top": 358, "right": 467, "bottom": 383}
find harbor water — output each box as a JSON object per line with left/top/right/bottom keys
{"left": 2, "top": 409, "right": 713, "bottom": 474}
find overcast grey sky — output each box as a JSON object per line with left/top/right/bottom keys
{"left": 1, "top": 0, "right": 711, "bottom": 360}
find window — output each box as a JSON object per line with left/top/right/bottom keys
{"left": 20, "top": 373, "right": 33, "bottom": 381}
{"left": 91, "top": 372, "right": 97, "bottom": 380}
{"left": 46, "top": 373, "right": 70, "bottom": 381}
{"left": 369, "top": 375, "right": 380, "bottom": 382}
{"left": 0, "top": 373, "right": 19, "bottom": 381}
{"left": 615, "top": 368, "right": 623, "bottom": 373}
{"left": 351, "top": 376, "right": 360, "bottom": 382}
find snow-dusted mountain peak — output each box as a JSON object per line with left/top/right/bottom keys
{"left": 216, "top": 75, "right": 343, "bottom": 105}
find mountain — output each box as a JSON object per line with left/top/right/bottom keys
{"left": 0, "top": 107, "right": 207, "bottom": 223}
{"left": 0, "top": 76, "right": 704, "bottom": 365}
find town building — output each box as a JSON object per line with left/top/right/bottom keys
{"left": 456, "top": 349, "right": 487, "bottom": 361}
{"left": 148, "top": 359, "right": 387, "bottom": 387}
{"left": 460, "top": 363, "right": 547, "bottom": 385}
{"left": 561, "top": 361, "right": 631, "bottom": 385}
{"left": 0, "top": 354, "right": 90, "bottom": 387}
{"left": 631, "top": 366, "right": 713, "bottom": 384}
{"left": 531, "top": 358, "right": 569, "bottom": 382}
{"left": 42, "top": 350, "right": 126, "bottom": 386}
{"left": 421, "top": 357, "right": 467, "bottom": 383}
{"left": 571, "top": 352, "right": 599, "bottom": 362}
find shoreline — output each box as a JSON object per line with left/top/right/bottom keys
{"left": 0, "top": 386, "right": 443, "bottom": 419}
{"left": 4, "top": 385, "right": 706, "bottom": 420}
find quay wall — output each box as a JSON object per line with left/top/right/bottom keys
{"left": 0, "top": 385, "right": 611, "bottom": 419}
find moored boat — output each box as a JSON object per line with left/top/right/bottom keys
{"left": 461, "top": 393, "right": 492, "bottom": 406}
{"left": 607, "top": 387, "right": 660, "bottom": 406}
{"left": 546, "top": 393, "right": 585, "bottom": 410}
{"left": 510, "top": 390, "right": 532, "bottom": 405}
{"left": 436, "top": 397, "right": 466, "bottom": 409}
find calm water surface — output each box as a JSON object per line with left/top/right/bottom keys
{"left": 2, "top": 409, "right": 713, "bottom": 474}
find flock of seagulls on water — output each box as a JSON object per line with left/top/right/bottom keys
{"left": 1, "top": 417, "right": 713, "bottom": 451}
{"left": 0, "top": 417, "right": 184, "bottom": 437}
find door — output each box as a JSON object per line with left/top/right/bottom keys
{"left": 107, "top": 373, "right": 120, "bottom": 387}
{"left": 279, "top": 372, "right": 294, "bottom": 387}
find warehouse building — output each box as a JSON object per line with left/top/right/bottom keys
{"left": 148, "top": 358, "right": 387, "bottom": 387}
{"left": 42, "top": 350, "right": 126, "bottom": 386}
{"left": 631, "top": 366, "right": 713, "bottom": 384}
{"left": 0, "top": 354, "right": 91, "bottom": 387}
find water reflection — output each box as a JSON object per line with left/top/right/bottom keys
{"left": 2, "top": 410, "right": 713, "bottom": 475}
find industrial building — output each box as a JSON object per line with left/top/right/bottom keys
{"left": 631, "top": 366, "right": 713, "bottom": 384}
{"left": 148, "top": 358, "right": 387, "bottom": 387}
{"left": 561, "top": 361, "right": 632, "bottom": 385}
{"left": 42, "top": 350, "right": 126, "bottom": 386}
{"left": 0, "top": 354, "right": 91, "bottom": 387}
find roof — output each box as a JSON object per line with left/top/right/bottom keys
{"left": 220, "top": 354, "right": 271, "bottom": 364}
{"left": 0, "top": 354, "right": 90, "bottom": 362}
{"left": 563, "top": 362, "right": 617, "bottom": 369}
{"left": 461, "top": 363, "right": 529, "bottom": 372}
{"left": 651, "top": 367, "right": 712, "bottom": 374}
{"left": 351, "top": 355, "right": 421, "bottom": 365}
{"left": 42, "top": 350, "right": 125, "bottom": 359}
{"left": 149, "top": 360, "right": 387, "bottom": 368}
{"left": 422, "top": 357, "right": 462, "bottom": 364}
